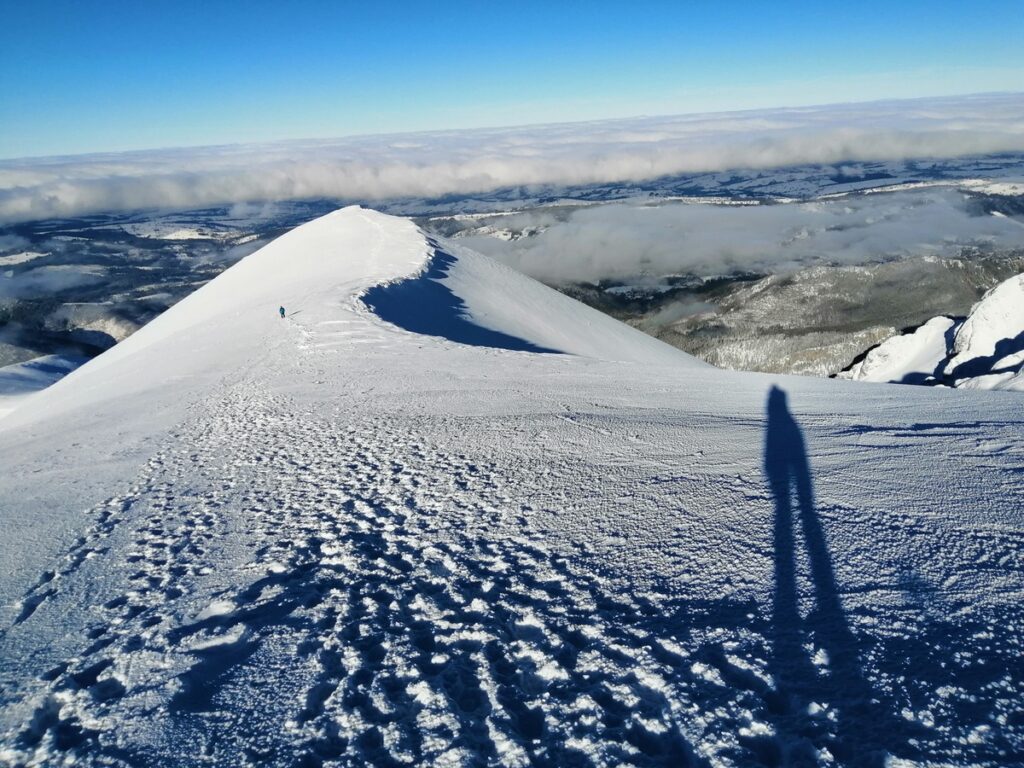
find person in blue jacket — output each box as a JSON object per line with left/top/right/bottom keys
{"left": 279, "top": 306, "right": 286, "bottom": 319}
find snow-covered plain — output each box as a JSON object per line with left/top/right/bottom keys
{"left": 0, "top": 208, "right": 1022, "bottom": 767}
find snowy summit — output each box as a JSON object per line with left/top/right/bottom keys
{"left": 0, "top": 207, "right": 1022, "bottom": 766}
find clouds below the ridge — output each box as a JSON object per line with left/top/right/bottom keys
{"left": 2, "top": 94, "right": 1024, "bottom": 224}
{"left": 461, "top": 189, "right": 1024, "bottom": 283}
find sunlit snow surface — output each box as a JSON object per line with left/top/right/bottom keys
{"left": 0, "top": 209, "right": 1021, "bottom": 767}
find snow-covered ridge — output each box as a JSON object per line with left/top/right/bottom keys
{"left": 2, "top": 207, "right": 696, "bottom": 429}
{"left": 362, "top": 237, "right": 705, "bottom": 365}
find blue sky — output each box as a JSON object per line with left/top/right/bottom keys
{"left": 1, "top": 0, "right": 1023, "bottom": 159}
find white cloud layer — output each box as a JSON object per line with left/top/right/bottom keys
{"left": 1, "top": 93, "right": 1023, "bottom": 224}
{"left": 461, "top": 189, "right": 1024, "bottom": 283}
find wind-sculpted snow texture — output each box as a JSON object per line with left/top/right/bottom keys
{"left": 0, "top": 209, "right": 1022, "bottom": 767}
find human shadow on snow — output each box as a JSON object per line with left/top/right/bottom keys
{"left": 763, "top": 385, "right": 912, "bottom": 767}
{"left": 21, "top": 389, "right": 1021, "bottom": 766}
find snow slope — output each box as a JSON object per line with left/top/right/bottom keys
{"left": 0, "top": 208, "right": 1022, "bottom": 767}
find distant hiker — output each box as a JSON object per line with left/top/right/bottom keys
{"left": 279, "top": 306, "right": 286, "bottom": 319}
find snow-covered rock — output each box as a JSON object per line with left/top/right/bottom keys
{"left": 838, "top": 273, "right": 1024, "bottom": 391}
{"left": 954, "top": 350, "right": 1024, "bottom": 391}
{"left": 944, "top": 273, "right": 1024, "bottom": 385}
{"left": 839, "top": 316, "right": 958, "bottom": 384}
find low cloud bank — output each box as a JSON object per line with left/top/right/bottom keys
{"left": 461, "top": 189, "right": 1024, "bottom": 283}
{"left": 0, "top": 265, "right": 107, "bottom": 299}
{"left": 2, "top": 94, "right": 1023, "bottom": 224}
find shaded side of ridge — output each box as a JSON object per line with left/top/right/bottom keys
{"left": 361, "top": 249, "right": 561, "bottom": 354}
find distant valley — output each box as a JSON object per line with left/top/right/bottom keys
{"left": 2, "top": 154, "right": 1024, "bottom": 390}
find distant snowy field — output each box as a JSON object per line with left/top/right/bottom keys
{"left": 0, "top": 209, "right": 1021, "bottom": 767}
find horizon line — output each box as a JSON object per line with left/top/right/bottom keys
{"left": 3, "top": 90, "right": 1022, "bottom": 165}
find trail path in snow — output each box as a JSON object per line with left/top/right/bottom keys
{"left": 1, "top": 209, "right": 1022, "bottom": 767}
